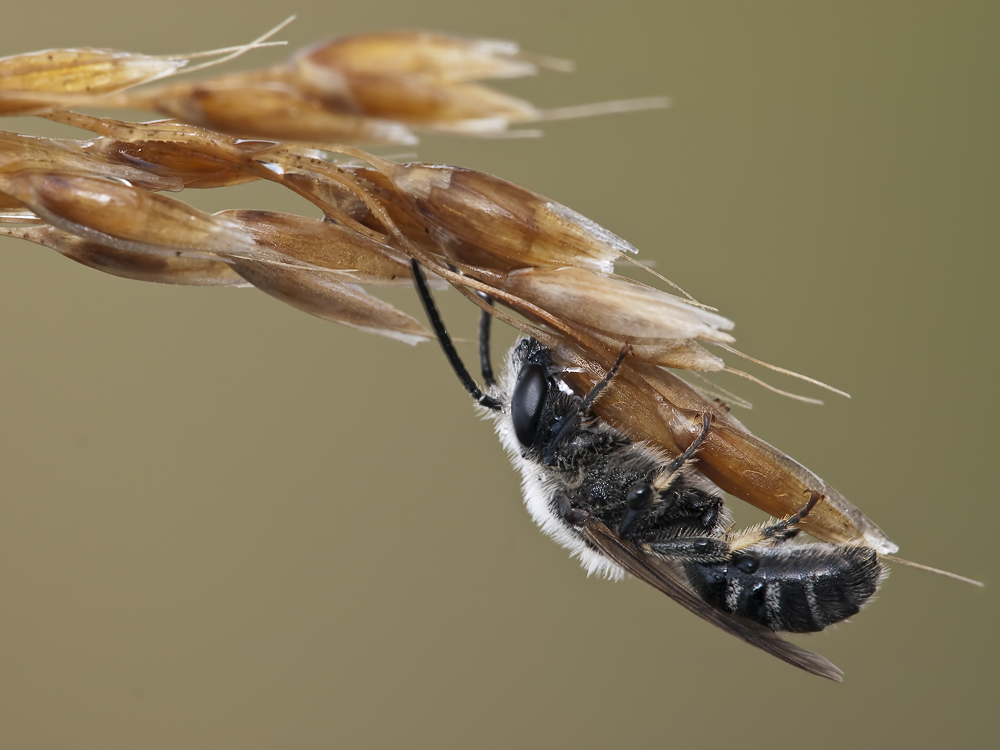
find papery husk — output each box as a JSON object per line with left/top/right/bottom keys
{"left": 221, "top": 208, "right": 432, "bottom": 341}
{"left": 299, "top": 164, "right": 526, "bottom": 282}
{"left": 229, "top": 256, "right": 431, "bottom": 343}
{"left": 0, "top": 223, "right": 246, "bottom": 286}
{"left": 130, "top": 77, "right": 417, "bottom": 145}
{"left": 222, "top": 208, "right": 416, "bottom": 286}
{"left": 501, "top": 266, "right": 733, "bottom": 345}
{"left": 290, "top": 32, "right": 542, "bottom": 85}
{"left": 571, "top": 327, "right": 727, "bottom": 372}
{"left": 314, "top": 73, "right": 538, "bottom": 128}
{"left": 43, "top": 112, "right": 268, "bottom": 189}
{"left": 0, "top": 130, "right": 184, "bottom": 191}
{"left": 0, "top": 191, "right": 26, "bottom": 210}
{"left": 342, "top": 155, "right": 637, "bottom": 274}
{"left": 300, "top": 164, "right": 438, "bottom": 243}
{"left": 0, "top": 48, "right": 185, "bottom": 95}
{"left": 0, "top": 21, "right": 292, "bottom": 114}
{"left": 0, "top": 170, "right": 259, "bottom": 259}
{"left": 287, "top": 32, "right": 548, "bottom": 130}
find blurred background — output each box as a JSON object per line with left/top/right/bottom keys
{"left": 0, "top": 1, "right": 996, "bottom": 747}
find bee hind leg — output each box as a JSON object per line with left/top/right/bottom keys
{"left": 727, "top": 491, "right": 823, "bottom": 552}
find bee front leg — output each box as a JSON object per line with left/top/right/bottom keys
{"left": 542, "top": 345, "right": 631, "bottom": 466}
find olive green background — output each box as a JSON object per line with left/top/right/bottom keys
{"left": 0, "top": 1, "right": 996, "bottom": 747}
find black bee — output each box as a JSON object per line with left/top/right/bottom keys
{"left": 411, "top": 261, "right": 883, "bottom": 681}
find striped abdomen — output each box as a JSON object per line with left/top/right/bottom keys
{"left": 684, "top": 545, "right": 882, "bottom": 633}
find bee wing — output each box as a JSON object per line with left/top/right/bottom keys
{"left": 577, "top": 516, "right": 844, "bottom": 682}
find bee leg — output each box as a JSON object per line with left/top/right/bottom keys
{"left": 660, "top": 412, "right": 714, "bottom": 478}
{"left": 618, "top": 413, "right": 714, "bottom": 536}
{"left": 618, "top": 482, "right": 656, "bottom": 536}
{"left": 558, "top": 496, "right": 588, "bottom": 528}
{"left": 579, "top": 344, "right": 631, "bottom": 416}
{"left": 761, "top": 490, "right": 822, "bottom": 539}
{"left": 728, "top": 492, "right": 824, "bottom": 552}
{"left": 542, "top": 344, "right": 630, "bottom": 465}
{"left": 643, "top": 536, "right": 731, "bottom": 562}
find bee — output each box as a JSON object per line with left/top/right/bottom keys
{"left": 412, "top": 261, "right": 883, "bottom": 681}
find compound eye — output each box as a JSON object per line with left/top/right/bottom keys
{"left": 511, "top": 363, "right": 548, "bottom": 446}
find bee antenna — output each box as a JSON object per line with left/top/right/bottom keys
{"left": 411, "top": 259, "right": 502, "bottom": 411}
{"left": 881, "top": 555, "right": 984, "bottom": 587}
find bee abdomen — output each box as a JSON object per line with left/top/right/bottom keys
{"left": 685, "top": 545, "right": 882, "bottom": 633}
